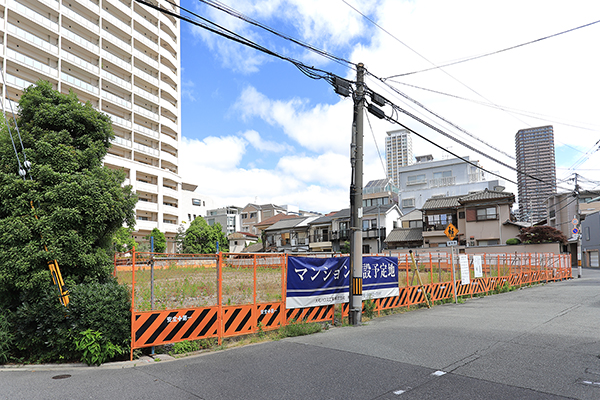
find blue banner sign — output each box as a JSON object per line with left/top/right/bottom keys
{"left": 286, "top": 256, "right": 399, "bottom": 309}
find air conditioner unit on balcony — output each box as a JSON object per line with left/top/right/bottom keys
{"left": 291, "top": 239, "right": 297, "bottom": 246}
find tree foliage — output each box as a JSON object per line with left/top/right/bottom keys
{"left": 112, "top": 226, "right": 137, "bottom": 253}
{"left": 181, "top": 216, "right": 229, "bottom": 254}
{"left": 0, "top": 81, "right": 136, "bottom": 310}
{"left": 517, "top": 225, "right": 569, "bottom": 245}
{"left": 148, "top": 228, "right": 166, "bottom": 253}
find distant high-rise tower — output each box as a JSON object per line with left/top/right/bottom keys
{"left": 515, "top": 125, "right": 557, "bottom": 222}
{"left": 386, "top": 129, "right": 413, "bottom": 187}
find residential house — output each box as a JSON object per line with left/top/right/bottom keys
{"left": 547, "top": 190, "right": 600, "bottom": 265}
{"left": 385, "top": 209, "right": 424, "bottom": 249}
{"left": 228, "top": 232, "right": 259, "bottom": 253}
{"left": 363, "top": 178, "right": 399, "bottom": 207}
{"left": 422, "top": 189, "right": 517, "bottom": 248}
{"left": 263, "top": 216, "right": 320, "bottom": 252}
{"left": 581, "top": 210, "right": 600, "bottom": 267}
{"left": 204, "top": 206, "right": 243, "bottom": 236}
{"left": 240, "top": 204, "right": 286, "bottom": 234}
{"left": 306, "top": 204, "right": 401, "bottom": 254}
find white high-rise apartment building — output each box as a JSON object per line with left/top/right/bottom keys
{"left": 386, "top": 129, "right": 414, "bottom": 188}
{"left": 0, "top": 0, "right": 182, "bottom": 248}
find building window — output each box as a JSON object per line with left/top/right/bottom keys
{"left": 241, "top": 213, "right": 247, "bottom": 219}
{"left": 433, "top": 171, "right": 452, "bottom": 179}
{"left": 407, "top": 174, "right": 426, "bottom": 185}
{"left": 250, "top": 212, "right": 256, "bottom": 218}
{"left": 476, "top": 207, "right": 497, "bottom": 221}
{"left": 192, "top": 198, "right": 201, "bottom": 206}
{"left": 402, "top": 198, "right": 415, "bottom": 208}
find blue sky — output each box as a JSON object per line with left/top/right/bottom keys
{"left": 176, "top": 0, "right": 600, "bottom": 213}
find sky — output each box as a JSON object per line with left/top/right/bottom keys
{"left": 176, "top": 0, "right": 600, "bottom": 214}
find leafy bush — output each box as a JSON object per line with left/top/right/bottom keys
{"left": 506, "top": 238, "right": 521, "bottom": 245}
{"left": 170, "top": 339, "right": 216, "bottom": 355}
{"left": 10, "top": 279, "right": 130, "bottom": 363}
{"left": 75, "top": 329, "right": 123, "bottom": 366}
{"left": 0, "top": 312, "right": 14, "bottom": 363}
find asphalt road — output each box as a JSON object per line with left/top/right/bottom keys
{"left": 2, "top": 268, "right": 600, "bottom": 400}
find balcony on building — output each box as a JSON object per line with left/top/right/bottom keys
{"left": 136, "top": 191, "right": 158, "bottom": 212}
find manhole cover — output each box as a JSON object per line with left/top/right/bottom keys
{"left": 52, "top": 374, "right": 71, "bottom": 380}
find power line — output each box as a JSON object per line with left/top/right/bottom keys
{"left": 135, "top": 0, "right": 341, "bottom": 85}
{"left": 386, "top": 19, "right": 600, "bottom": 78}
{"left": 363, "top": 109, "right": 387, "bottom": 179}
{"left": 193, "top": 0, "right": 355, "bottom": 69}
{"left": 386, "top": 80, "right": 600, "bottom": 134}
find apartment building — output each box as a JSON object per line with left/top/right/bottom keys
{"left": 0, "top": 0, "right": 182, "bottom": 249}
{"left": 394, "top": 156, "right": 503, "bottom": 215}
{"left": 386, "top": 128, "right": 414, "bottom": 187}
{"left": 515, "top": 125, "right": 557, "bottom": 223}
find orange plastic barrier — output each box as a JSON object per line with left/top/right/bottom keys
{"left": 118, "top": 251, "right": 571, "bottom": 359}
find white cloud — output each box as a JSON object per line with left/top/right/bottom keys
{"left": 277, "top": 152, "right": 349, "bottom": 188}
{"left": 234, "top": 86, "right": 354, "bottom": 154}
{"left": 180, "top": 136, "right": 246, "bottom": 171}
{"left": 242, "top": 130, "right": 293, "bottom": 152}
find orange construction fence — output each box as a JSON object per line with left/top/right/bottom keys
{"left": 114, "top": 251, "right": 571, "bottom": 360}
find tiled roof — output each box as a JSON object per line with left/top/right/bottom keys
{"left": 422, "top": 195, "right": 462, "bottom": 210}
{"left": 242, "top": 242, "right": 264, "bottom": 253}
{"left": 422, "top": 189, "right": 515, "bottom": 210}
{"left": 384, "top": 228, "right": 423, "bottom": 243}
{"left": 227, "top": 232, "right": 258, "bottom": 240}
{"left": 254, "top": 213, "right": 296, "bottom": 228}
{"left": 265, "top": 217, "right": 309, "bottom": 231}
{"left": 459, "top": 189, "right": 514, "bottom": 203}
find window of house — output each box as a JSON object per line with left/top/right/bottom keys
{"left": 409, "top": 220, "right": 423, "bottom": 228}
{"left": 402, "top": 198, "right": 415, "bottom": 208}
{"left": 433, "top": 170, "right": 452, "bottom": 179}
{"left": 476, "top": 207, "right": 497, "bottom": 221}
{"left": 188, "top": 213, "right": 191, "bottom": 221}
{"left": 407, "top": 174, "right": 426, "bottom": 185}
{"left": 241, "top": 213, "right": 248, "bottom": 219}
{"left": 363, "top": 219, "right": 376, "bottom": 230}
{"left": 192, "top": 198, "right": 201, "bottom": 206}
{"left": 362, "top": 244, "right": 370, "bottom": 254}
{"left": 250, "top": 212, "right": 257, "bottom": 218}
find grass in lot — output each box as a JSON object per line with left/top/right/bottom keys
{"left": 116, "top": 264, "right": 283, "bottom": 311}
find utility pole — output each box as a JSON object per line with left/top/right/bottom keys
{"left": 574, "top": 173, "right": 582, "bottom": 278}
{"left": 349, "top": 63, "right": 365, "bottom": 326}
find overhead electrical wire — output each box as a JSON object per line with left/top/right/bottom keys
{"left": 142, "top": 0, "right": 573, "bottom": 194}
{"left": 386, "top": 80, "right": 600, "bottom": 134}
{"left": 134, "top": 0, "right": 339, "bottom": 84}
{"left": 191, "top": 0, "right": 355, "bottom": 69}
{"left": 386, "top": 19, "right": 600, "bottom": 78}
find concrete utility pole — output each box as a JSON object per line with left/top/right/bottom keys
{"left": 349, "top": 63, "right": 365, "bottom": 326}
{"left": 575, "top": 173, "right": 582, "bottom": 278}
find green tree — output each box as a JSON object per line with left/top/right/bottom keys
{"left": 0, "top": 81, "right": 136, "bottom": 310}
{"left": 147, "top": 227, "right": 166, "bottom": 253}
{"left": 112, "top": 226, "right": 137, "bottom": 253}
{"left": 181, "top": 216, "right": 229, "bottom": 254}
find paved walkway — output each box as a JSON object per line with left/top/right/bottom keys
{"left": 2, "top": 268, "right": 599, "bottom": 399}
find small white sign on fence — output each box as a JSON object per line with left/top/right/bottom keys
{"left": 459, "top": 255, "right": 470, "bottom": 285}
{"left": 473, "top": 255, "right": 483, "bottom": 278}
